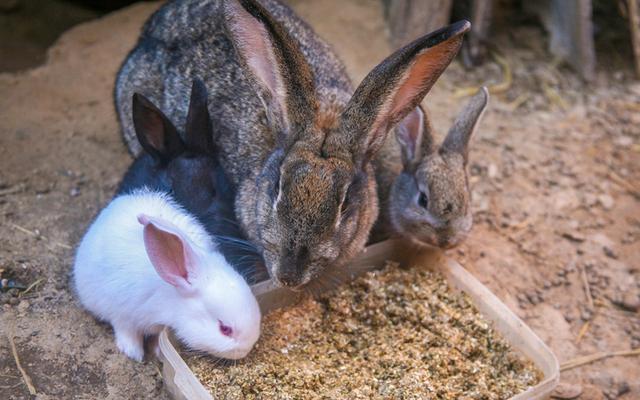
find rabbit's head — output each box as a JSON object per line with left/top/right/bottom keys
{"left": 132, "top": 80, "right": 263, "bottom": 277}
{"left": 390, "top": 88, "right": 489, "bottom": 248}
{"left": 225, "top": 0, "right": 469, "bottom": 287}
{"left": 138, "top": 214, "right": 261, "bottom": 360}
{"left": 132, "top": 80, "right": 239, "bottom": 237}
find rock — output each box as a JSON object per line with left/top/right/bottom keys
{"left": 581, "top": 307, "right": 593, "bottom": 321}
{"left": 488, "top": 163, "right": 499, "bottom": 179}
{"left": 616, "top": 381, "right": 630, "bottom": 396}
{"left": 591, "top": 233, "right": 614, "bottom": 249}
{"left": 551, "top": 382, "right": 583, "bottom": 399}
{"left": 554, "top": 190, "right": 580, "bottom": 210}
{"left": 70, "top": 187, "right": 80, "bottom": 197}
{"left": 598, "top": 194, "right": 614, "bottom": 210}
{"left": 17, "top": 299, "right": 29, "bottom": 312}
{"left": 526, "top": 291, "right": 538, "bottom": 304}
{"left": 603, "top": 246, "right": 618, "bottom": 259}
{"left": 561, "top": 232, "right": 585, "bottom": 243}
{"left": 614, "top": 135, "right": 633, "bottom": 147}
{"left": 603, "top": 388, "right": 616, "bottom": 400}
{"left": 612, "top": 292, "right": 640, "bottom": 312}
{"left": 517, "top": 293, "right": 528, "bottom": 303}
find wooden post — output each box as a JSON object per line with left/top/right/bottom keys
{"left": 384, "top": 0, "right": 453, "bottom": 49}
{"left": 527, "top": 0, "right": 596, "bottom": 81}
{"left": 461, "top": 0, "right": 493, "bottom": 67}
{"left": 629, "top": 0, "right": 640, "bottom": 77}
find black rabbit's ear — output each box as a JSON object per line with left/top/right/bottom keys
{"left": 223, "top": 0, "right": 317, "bottom": 139}
{"left": 442, "top": 87, "right": 488, "bottom": 164}
{"left": 132, "top": 93, "right": 184, "bottom": 163}
{"left": 326, "top": 21, "right": 469, "bottom": 165}
{"left": 396, "top": 106, "right": 435, "bottom": 166}
{"left": 185, "top": 79, "right": 215, "bottom": 154}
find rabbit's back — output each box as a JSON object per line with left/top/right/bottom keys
{"left": 74, "top": 191, "right": 215, "bottom": 319}
{"left": 116, "top": 0, "right": 352, "bottom": 183}
{"left": 74, "top": 191, "right": 214, "bottom": 290}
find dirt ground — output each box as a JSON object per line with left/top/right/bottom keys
{"left": 0, "top": 1, "right": 638, "bottom": 399}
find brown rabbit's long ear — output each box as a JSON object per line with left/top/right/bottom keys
{"left": 328, "top": 20, "right": 470, "bottom": 165}
{"left": 132, "top": 93, "right": 184, "bottom": 164}
{"left": 185, "top": 79, "right": 215, "bottom": 154}
{"left": 396, "top": 105, "right": 436, "bottom": 166}
{"left": 442, "top": 86, "right": 489, "bottom": 164}
{"left": 223, "top": 0, "right": 317, "bottom": 137}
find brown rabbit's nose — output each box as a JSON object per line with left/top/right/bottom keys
{"left": 278, "top": 246, "right": 310, "bottom": 286}
{"left": 277, "top": 273, "right": 300, "bottom": 287}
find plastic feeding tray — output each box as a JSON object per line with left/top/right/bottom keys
{"left": 156, "top": 240, "right": 560, "bottom": 400}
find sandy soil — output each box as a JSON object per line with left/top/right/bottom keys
{"left": 0, "top": 1, "right": 638, "bottom": 399}
{"left": 0, "top": 0, "right": 100, "bottom": 73}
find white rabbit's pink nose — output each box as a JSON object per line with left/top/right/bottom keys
{"left": 219, "top": 320, "right": 233, "bottom": 337}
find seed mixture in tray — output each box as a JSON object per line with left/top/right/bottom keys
{"left": 186, "top": 263, "right": 542, "bottom": 399}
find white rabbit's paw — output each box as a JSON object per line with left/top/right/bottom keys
{"left": 114, "top": 327, "right": 144, "bottom": 362}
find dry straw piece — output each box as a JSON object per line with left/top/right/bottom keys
{"left": 187, "top": 263, "right": 542, "bottom": 399}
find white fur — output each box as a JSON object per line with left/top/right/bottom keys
{"left": 73, "top": 189, "right": 261, "bottom": 361}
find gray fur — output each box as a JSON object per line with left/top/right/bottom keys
{"left": 373, "top": 87, "right": 489, "bottom": 248}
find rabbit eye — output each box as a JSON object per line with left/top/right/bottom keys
{"left": 219, "top": 320, "right": 233, "bottom": 337}
{"left": 418, "top": 192, "right": 428, "bottom": 209}
{"left": 340, "top": 174, "right": 364, "bottom": 220}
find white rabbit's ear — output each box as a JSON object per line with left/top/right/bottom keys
{"left": 138, "top": 214, "right": 197, "bottom": 294}
{"left": 223, "top": 0, "right": 317, "bottom": 136}
{"left": 442, "top": 87, "right": 489, "bottom": 164}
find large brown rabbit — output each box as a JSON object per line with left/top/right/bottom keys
{"left": 115, "top": 0, "right": 469, "bottom": 287}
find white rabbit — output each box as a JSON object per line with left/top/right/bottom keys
{"left": 73, "top": 189, "right": 261, "bottom": 361}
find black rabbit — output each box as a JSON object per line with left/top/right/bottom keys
{"left": 117, "top": 79, "right": 266, "bottom": 283}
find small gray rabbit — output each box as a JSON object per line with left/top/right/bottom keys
{"left": 115, "top": 0, "right": 469, "bottom": 287}
{"left": 372, "top": 87, "right": 489, "bottom": 248}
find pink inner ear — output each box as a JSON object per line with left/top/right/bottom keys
{"left": 363, "top": 39, "right": 462, "bottom": 160}
{"left": 225, "top": 0, "right": 285, "bottom": 107}
{"left": 389, "top": 39, "right": 461, "bottom": 120}
{"left": 142, "top": 219, "right": 191, "bottom": 289}
{"left": 396, "top": 107, "right": 424, "bottom": 161}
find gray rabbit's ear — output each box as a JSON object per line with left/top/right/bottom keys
{"left": 223, "top": 0, "right": 317, "bottom": 136}
{"left": 442, "top": 87, "right": 489, "bottom": 164}
{"left": 132, "top": 93, "right": 184, "bottom": 164}
{"left": 396, "top": 105, "right": 435, "bottom": 166}
{"left": 328, "top": 21, "right": 469, "bottom": 165}
{"left": 185, "top": 79, "right": 215, "bottom": 154}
